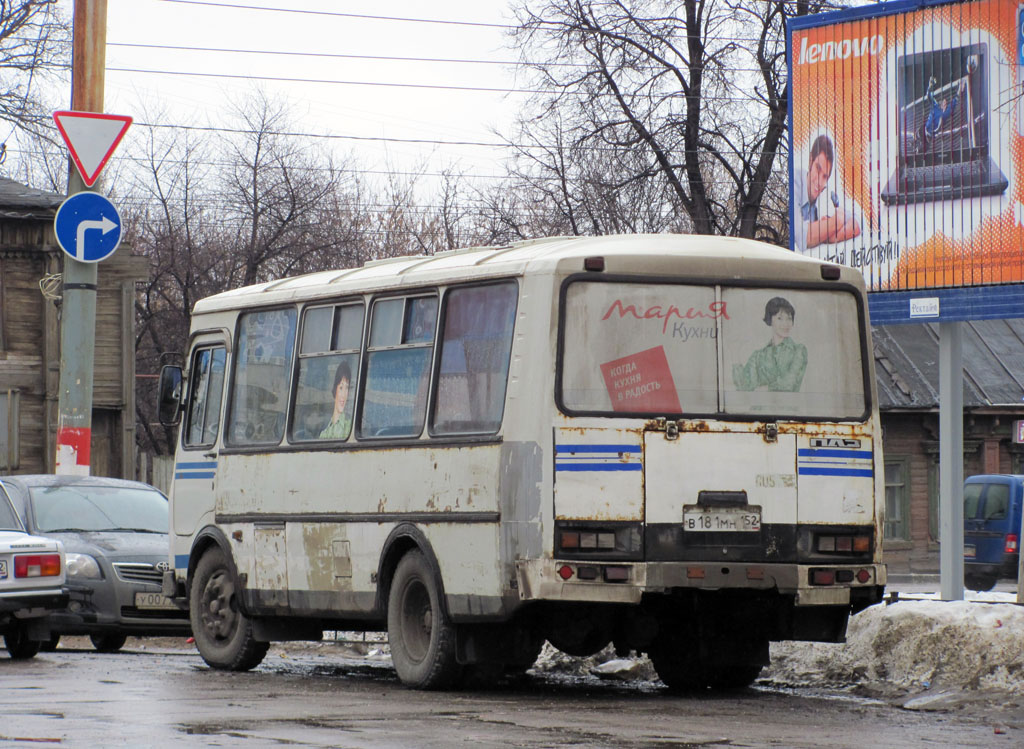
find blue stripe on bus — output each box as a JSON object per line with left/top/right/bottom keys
{"left": 174, "top": 555, "right": 189, "bottom": 569}
{"left": 797, "top": 467, "right": 874, "bottom": 477}
{"left": 556, "top": 463, "right": 643, "bottom": 472}
{"left": 175, "top": 471, "right": 216, "bottom": 480}
{"left": 555, "top": 444, "right": 642, "bottom": 454}
{"left": 797, "top": 449, "right": 873, "bottom": 459}
{"left": 176, "top": 461, "right": 217, "bottom": 469}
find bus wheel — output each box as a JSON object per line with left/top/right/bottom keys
{"left": 649, "top": 644, "right": 706, "bottom": 691}
{"left": 191, "top": 547, "right": 269, "bottom": 671}
{"left": 387, "top": 549, "right": 460, "bottom": 689}
{"left": 707, "top": 663, "right": 763, "bottom": 690}
{"left": 3, "top": 624, "right": 41, "bottom": 660}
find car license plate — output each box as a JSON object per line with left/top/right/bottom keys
{"left": 135, "top": 591, "right": 176, "bottom": 610}
{"left": 964, "top": 544, "right": 976, "bottom": 559}
{"left": 683, "top": 505, "right": 761, "bottom": 532}
{"left": 0, "top": 559, "right": 6, "bottom": 579}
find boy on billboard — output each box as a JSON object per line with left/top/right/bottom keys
{"left": 793, "top": 134, "right": 860, "bottom": 252}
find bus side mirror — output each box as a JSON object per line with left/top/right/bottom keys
{"left": 157, "top": 365, "right": 183, "bottom": 427}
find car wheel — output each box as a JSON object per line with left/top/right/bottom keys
{"left": 965, "top": 573, "right": 997, "bottom": 592}
{"left": 4, "top": 624, "right": 41, "bottom": 660}
{"left": 90, "top": 633, "right": 128, "bottom": 653}
{"left": 387, "top": 549, "right": 460, "bottom": 689}
{"left": 190, "top": 546, "right": 268, "bottom": 671}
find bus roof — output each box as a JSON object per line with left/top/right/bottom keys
{"left": 193, "top": 233, "right": 857, "bottom": 314}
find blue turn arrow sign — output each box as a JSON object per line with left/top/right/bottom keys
{"left": 54, "top": 191, "right": 122, "bottom": 263}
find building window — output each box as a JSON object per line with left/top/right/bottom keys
{"left": 0, "top": 389, "right": 20, "bottom": 470}
{"left": 884, "top": 457, "right": 910, "bottom": 541}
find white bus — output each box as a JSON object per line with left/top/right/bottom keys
{"left": 157, "top": 234, "right": 886, "bottom": 690}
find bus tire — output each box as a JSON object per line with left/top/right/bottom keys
{"left": 191, "top": 547, "right": 269, "bottom": 672}
{"left": 649, "top": 645, "right": 706, "bottom": 691}
{"left": 387, "top": 549, "right": 460, "bottom": 689}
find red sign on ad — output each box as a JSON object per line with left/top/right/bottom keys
{"left": 600, "top": 346, "right": 681, "bottom": 413}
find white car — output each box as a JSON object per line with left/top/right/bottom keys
{"left": 0, "top": 488, "right": 66, "bottom": 659}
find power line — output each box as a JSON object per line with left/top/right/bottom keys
{"left": 108, "top": 42, "right": 525, "bottom": 66}
{"left": 104, "top": 40, "right": 774, "bottom": 75}
{"left": 158, "top": 0, "right": 513, "bottom": 29}
{"left": 106, "top": 66, "right": 771, "bottom": 102}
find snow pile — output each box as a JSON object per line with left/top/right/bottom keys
{"left": 532, "top": 594, "right": 1024, "bottom": 696}
{"left": 767, "top": 596, "right": 1024, "bottom": 695}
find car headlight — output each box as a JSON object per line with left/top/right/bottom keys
{"left": 65, "top": 553, "right": 102, "bottom": 579}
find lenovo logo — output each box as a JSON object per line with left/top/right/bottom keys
{"left": 797, "top": 35, "right": 885, "bottom": 65}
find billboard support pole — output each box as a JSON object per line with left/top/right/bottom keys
{"left": 939, "top": 321, "right": 964, "bottom": 600}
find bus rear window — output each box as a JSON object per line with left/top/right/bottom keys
{"left": 560, "top": 281, "right": 866, "bottom": 420}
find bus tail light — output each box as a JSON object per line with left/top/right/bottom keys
{"left": 15, "top": 554, "right": 62, "bottom": 578}
{"left": 603, "top": 566, "right": 629, "bottom": 582}
{"left": 557, "top": 565, "right": 574, "bottom": 580}
{"left": 1005, "top": 534, "right": 1018, "bottom": 554}
{"left": 816, "top": 534, "right": 872, "bottom": 554}
{"left": 556, "top": 524, "right": 641, "bottom": 557}
{"left": 810, "top": 569, "right": 835, "bottom": 585}
{"left": 856, "top": 569, "right": 871, "bottom": 583}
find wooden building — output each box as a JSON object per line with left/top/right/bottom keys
{"left": 0, "top": 176, "right": 147, "bottom": 479}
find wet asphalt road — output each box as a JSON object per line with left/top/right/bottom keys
{"left": 1, "top": 637, "right": 1017, "bottom": 748}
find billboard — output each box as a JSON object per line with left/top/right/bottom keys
{"left": 788, "top": 0, "right": 1023, "bottom": 322}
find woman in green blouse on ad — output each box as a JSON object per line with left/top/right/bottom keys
{"left": 732, "top": 297, "right": 807, "bottom": 392}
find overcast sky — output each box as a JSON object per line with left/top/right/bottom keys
{"left": 95, "top": 0, "right": 525, "bottom": 180}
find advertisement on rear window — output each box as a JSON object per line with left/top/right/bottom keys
{"left": 789, "top": 0, "right": 1022, "bottom": 292}
{"left": 560, "top": 282, "right": 866, "bottom": 419}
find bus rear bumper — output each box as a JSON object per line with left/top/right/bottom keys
{"left": 517, "top": 559, "right": 887, "bottom": 607}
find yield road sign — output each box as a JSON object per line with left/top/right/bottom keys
{"left": 53, "top": 111, "right": 132, "bottom": 187}
{"left": 54, "top": 192, "right": 122, "bottom": 263}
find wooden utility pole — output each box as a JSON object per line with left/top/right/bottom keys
{"left": 54, "top": 0, "right": 107, "bottom": 475}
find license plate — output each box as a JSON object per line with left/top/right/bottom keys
{"left": 683, "top": 505, "right": 761, "bottom": 532}
{"left": 0, "top": 559, "right": 6, "bottom": 579}
{"left": 135, "top": 591, "right": 176, "bottom": 610}
{"left": 964, "top": 544, "right": 976, "bottom": 559}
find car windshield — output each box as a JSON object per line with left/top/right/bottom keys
{"left": 0, "top": 488, "right": 23, "bottom": 531}
{"left": 28, "top": 484, "right": 168, "bottom": 534}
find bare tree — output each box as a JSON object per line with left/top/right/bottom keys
{"left": 219, "top": 91, "right": 349, "bottom": 286}
{"left": 509, "top": 0, "right": 833, "bottom": 242}
{"left": 0, "top": 0, "right": 70, "bottom": 154}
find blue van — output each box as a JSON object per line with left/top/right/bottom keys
{"left": 963, "top": 475, "right": 1023, "bottom": 591}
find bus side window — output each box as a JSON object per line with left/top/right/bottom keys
{"left": 184, "top": 346, "right": 226, "bottom": 448}
{"left": 432, "top": 282, "right": 517, "bottom": 435}
{"left": 226, "top": 308, "right": 297, "bottom": 445}
{"left": 291, "top": 303, "right": 364, "bottom": 442}
{"left": 360, "top": 295, "right": 437, "bottom": 438}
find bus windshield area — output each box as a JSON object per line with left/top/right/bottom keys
{"left": 560, "top": 281, "right": 867, "bottom": 420}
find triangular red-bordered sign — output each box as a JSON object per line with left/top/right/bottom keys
{"left": 53, "top": 111, "right": 133, "bottom": 187}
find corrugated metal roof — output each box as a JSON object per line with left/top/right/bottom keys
{"left": 873, "top": 319, "right": 1024, "bottom": 409}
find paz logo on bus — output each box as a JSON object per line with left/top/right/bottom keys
{"left": 809, "top": 438, "right": 861, "bottom": 448}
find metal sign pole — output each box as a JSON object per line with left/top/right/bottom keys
{"left": 55, "top": 0, "right": 107, "bottom": 475}
{"left": 939, "top": 321, "right": 965, "bottom": 600}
